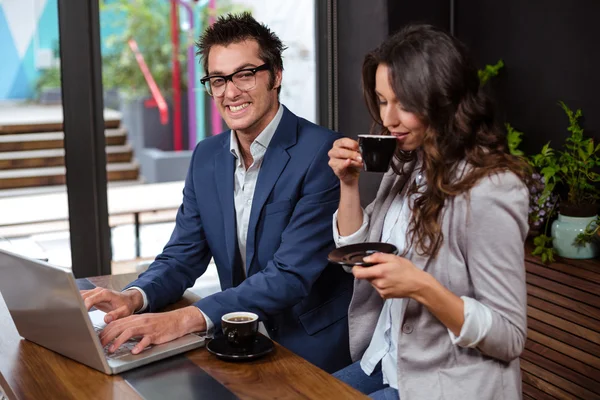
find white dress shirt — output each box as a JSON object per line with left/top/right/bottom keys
{"left": 332, "top": 157, "right": 493, "bottom": 389}
{"left": 129, "top": 105, "right": 284, "bottom": 335}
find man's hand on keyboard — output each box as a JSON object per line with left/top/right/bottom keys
{"left": 98, "top": 306, "right": 207, "bottom": 355}
{"left": 81, "top": 287, "right": 143, "bottom": 324}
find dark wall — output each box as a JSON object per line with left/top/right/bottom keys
{"left": 388, "top": 0, "right": 450, "bottom": 35}
{"left": 337, "top": 0, "right": 389, "bottom": 205}
{"left": 386, "top": 0, "right": 600, "bottom": 155}
{"left": 455, "top": 0, "right": 600, "bottom": 155}
{"left": 333, "top": 0, "right": 599, "bottom": 205}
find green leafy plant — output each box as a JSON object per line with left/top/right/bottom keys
{"left": 532, "top": 234, "right": 556, "bottom": 264}
{"left": 100, "top": 0, "right": 188, "bottom": 98}
{"left": 35, "top": 66, "right": 61, "bottom": 93}
{"left": 506, "top": 123, "right": 524, "bottom": 156}
{"left": 575, "top": 217, "right": 600, "bottom": 245}
{"left": 478, "top": 59, "right": 504, "bottom": 87}
{"left": 525, "top": 145, "right": 560, "bottom": 263}
{"left": 534, "top": 102, "right": 600, "bottom": 207}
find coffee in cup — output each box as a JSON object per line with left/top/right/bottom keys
{"left": 221, "top": 312, "right": 259, "bottom": 350}
{"left": 358, "top": 135, "right": 397, "bottom": 173}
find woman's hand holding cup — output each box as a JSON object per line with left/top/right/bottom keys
{"left": 328, "top": 138, "right": 364, "bottom": 186}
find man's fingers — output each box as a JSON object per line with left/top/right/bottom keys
{"left": 108, "top": 327, "right": 137, "bottom": 353}
{"left": 99, "top": 317, "right": 131, "bottom": 346}
{"left": 105, "top": 305, "right": 130, "bottom": 324}
{"left": 99, "top": 323, "right": 119, "bottom": 347}
{"left": 84, "top": 289, "right": 112, "bottom": 311}
{"left": 84, "top": 289, "right": 125, "bottom": 312}
{"left": 132, "top": 336, "right": 152, "bottom": 355}
{"left": 81, "top": 287, "right": 103, "bottom": 301}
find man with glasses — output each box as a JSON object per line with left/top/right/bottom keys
{"left": 82, "top": 12, "right": 353, "bottom": 373}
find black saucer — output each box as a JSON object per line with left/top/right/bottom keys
{"left": 328, "top": 242, "right": 398, "bottom": 267}
{"left": 206, "top": 335, "right": 274, "bottom": 361}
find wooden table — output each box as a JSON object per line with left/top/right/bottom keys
{"left": 0, "top": 273, "right": 367, "bottom": 400}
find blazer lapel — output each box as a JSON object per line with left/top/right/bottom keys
{"left": 365, "top": 158, "right": 435, "bottom": 322}
{"left": 245, "top": 108, "right": 296, "bottom": 274}
{"left": 214, "top": 138, "right": 238, "bottom": 275}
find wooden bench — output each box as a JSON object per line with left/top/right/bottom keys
{"left": 522, "top": 242, "right": 600, "bottom": 399}
{"left": 0, "top": 181, "right": 184, "bottom": 257}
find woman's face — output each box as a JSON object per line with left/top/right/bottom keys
{"left": 375, "top": 63, "right": 426, "bottom": 152}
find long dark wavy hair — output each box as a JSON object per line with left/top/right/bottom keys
{"left": 362, "top": 24, "right": 529, "bottom": 258}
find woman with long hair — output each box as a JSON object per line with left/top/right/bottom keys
{"left": 329, "top": 24, "right": 530, "bottom": 400}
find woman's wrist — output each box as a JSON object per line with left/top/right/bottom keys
{"left": 410, "top": 271, "right": 465, "bottom": 336}
{"left": 410, "top": 271, "right": 437, "bottom": 304}
{"left": 340, "top": 179, "right": 360, "bottom": 192}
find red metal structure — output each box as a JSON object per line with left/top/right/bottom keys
{"left": 128, "top": 39, "right": 169, "bottom": 125}
{"left": 170, "top": 0, "right": 183, "bottom": 151}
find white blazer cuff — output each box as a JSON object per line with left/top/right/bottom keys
{"left": 332, "top": 209, "right": 369, "bottom": 247}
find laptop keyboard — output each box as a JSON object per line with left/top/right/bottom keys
{"left": 93, "top": 325, "right": 152, "bottom": 359}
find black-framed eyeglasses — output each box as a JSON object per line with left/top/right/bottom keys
{"left": 200, "top": 64, "right": 271, "bottom": 97}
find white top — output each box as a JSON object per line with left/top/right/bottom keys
{"left": 131, "top": 105, "right": 284, "bottom": 335}
{"left": 332, "top": 158, "right": 493, "bottom": 390}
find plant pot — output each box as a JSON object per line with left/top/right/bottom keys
{"left": 38, "top": 87, "right": 62, "bottom": 105}
{"left": 119, "top": 94, "right": 190, "bottom": 155}
{"left": 559, "top": 202, "right": 598, "bottom": 218}
{"left": 551, "top": 213, "right": 599, "bottom": 259}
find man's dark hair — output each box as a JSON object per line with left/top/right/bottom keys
{"left": 196, "top": 12, "right": 286, "bottom": 93}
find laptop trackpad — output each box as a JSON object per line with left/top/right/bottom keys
{"left": 122, "top": 355, "right": 238, "bottom": 399}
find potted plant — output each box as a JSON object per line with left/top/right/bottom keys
{"left": 530, "top": 102, "right": 600, "bottom": 260}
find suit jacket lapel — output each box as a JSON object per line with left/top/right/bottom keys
{"left": 245, "top": 108, "right": 296, "bottom": 274}
{"left": 214, "top": 137, "right": 238, "bottom": 276}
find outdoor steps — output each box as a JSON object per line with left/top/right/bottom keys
{"left": 0, "top": 162, "right": 140, "bottom": 190}
{"left": 0, "top": 117, "right": 121, "bottom": 134}
{"left": 0, "top": 105, "right": 139, "bottom": 190}
{"left": 0, "top": 128, "right": 127, "bottom": 152}
{"left": 0, "top": 144, "right": 133, "bottom": 170}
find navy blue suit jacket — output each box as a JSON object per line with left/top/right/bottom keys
{"left": 126, "top": 107, "right": 353, "bottom": 372}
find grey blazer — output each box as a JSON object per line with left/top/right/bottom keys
{"left": 347, "top": 160, "right": 529, "bottom": 400}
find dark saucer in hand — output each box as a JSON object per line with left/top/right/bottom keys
{"left": 328, "top": 242, "right": 398, "bottom": 267}
{"left": 206, "top": 335, "right": 274, "bottom": 361}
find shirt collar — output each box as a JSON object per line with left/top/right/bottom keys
{"left": 229, "top": 104, "right": 284, "bottom": 160}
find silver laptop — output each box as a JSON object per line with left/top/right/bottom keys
{"left": 0, "top": 248, "right": 205, "bottom": 375}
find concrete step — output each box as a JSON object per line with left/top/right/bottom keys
{"left": 0, "top": 128, "right": 127, "bottom": 152}
{"left": 0, "top": 105, "right": 121, "bottom": 134}
{"left": 0, "top": 162, "right": 139, "bottom": 190}
{"left": 0, "top": 144, "right": 133, "bottom": 170}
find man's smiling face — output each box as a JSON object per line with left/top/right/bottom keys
{"left": 207, "top": 39, "right": 281, "bottom": 139}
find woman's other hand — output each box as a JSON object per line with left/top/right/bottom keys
{"left": 352, "top": 253, "right": 428, "bottom": 299}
